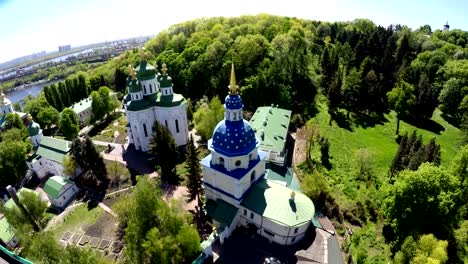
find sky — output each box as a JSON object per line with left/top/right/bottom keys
{"left": 0, "top": 0, "right": 467, "bottom": 63}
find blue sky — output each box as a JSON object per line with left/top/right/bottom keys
{"left": 0, "top": 0, "right": 467, "bottom": 63}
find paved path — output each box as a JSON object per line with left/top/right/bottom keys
{"left": 98, "top": 202, "right": 116, "bottom": 217}
{"left": 189, "top": 128, "right": 203, "bottom": 148}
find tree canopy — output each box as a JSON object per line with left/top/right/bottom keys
{"left": 59, "top": 108, "right": 79, "bottom": 140}
{"left": 114, "top": 176, "right": 200, "bottom": 264}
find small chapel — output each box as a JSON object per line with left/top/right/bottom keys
{"left": 202, "top": 64, "right": 316, "bottom": 246}
{"left": 123, "top": 53, "right": 189, "bottom": 151}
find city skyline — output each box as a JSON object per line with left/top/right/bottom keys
{"left": 1, "top": 0, "right": 467, "bottom": 64}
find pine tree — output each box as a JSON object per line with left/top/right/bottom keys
{"left": 389, "top": 132, "right": 408, "bottom": 178}
{"left": 319, "top": 136, "right": 331, "bottom": 169}
{"left": 185, "top": 135, "right": 204, "bottom": 208}
{"left": 149, "top": 121, "right": 179, "bottom": 184}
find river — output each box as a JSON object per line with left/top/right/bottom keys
{"left": 5, "top": 80, "right": 60, "bottom": 103}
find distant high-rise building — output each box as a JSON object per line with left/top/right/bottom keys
{"left": 58, "top": 45, "right": 71, "bottom": 52}
{"left": 443, "top": 21, "right": 450, "bottom": 31}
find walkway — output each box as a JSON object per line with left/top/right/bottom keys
{"left": 98, "top": 202, "right": 116, "bottom": 217}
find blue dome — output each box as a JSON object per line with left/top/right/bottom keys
{"left": 211, "top": 119, "right": 257, "bottom": 157}
{"left": 225, "top": 94, "right": 243, "bottom": 110}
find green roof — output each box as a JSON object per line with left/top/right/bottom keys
{"left": 205, "top": 199, "right": 239, "bottom": 228}
{"left": 0, "top": 218, "right": 15, "bottom": 243}
{"left": 36, "top": 137, "right": 70, "bottom": 164}
{"left": 265, "top": 163, "right": 301, "bottom": 191}
{"left": 136, "top": 61, "right": 157, "bottom": 80}
{"left": 126, "top": 97, "right": 154, "bottom": 111}
{"left": 155, "top": 92, "right": 186, "bottom": 107}
{"left": 157, "top": 74, "right": 173, "bottom": 88}
{"left": 70, "top": 98, "right": 92, "bottom": 114}
{"left": 250, "top": 106, "right": 291, "bottom": 153}
{"left": 44, "top": 176, "right": 74, "bottom": 199}
{"left": 241, "top": 179, "right": 315, "bottom": 227}
{"left": 128, "top": 78, "right": 142, "bottom": 93}
{"left": 27, "top": 122, "right": 41, "bottom": 136}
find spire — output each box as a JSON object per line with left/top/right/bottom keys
{"left": 128, "top": 64, "right": 137, "bottom": 80}
{"left": 229, "top": 63, "right": 238, "bottom": 95}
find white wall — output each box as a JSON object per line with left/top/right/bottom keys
{"left": 154, "top": 105, "right": 188, "bottom": 147}
{"left": 29, "top": 158, "right": 64, "bottom": 179}
{"left": 140, "top": 79, "right": 158, "bottom": 95}
{"left": 127, "top": 107, "right": 155, "bottom": 151}
{"left": 51, "top": 184, "right": 78, "bottom": 209}
{"left": 30, "top": 132, "right": 43, "bottom": 147}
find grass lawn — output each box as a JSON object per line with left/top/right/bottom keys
{"left": 49, "top": 204, "right": 103, "bottom": 240}
{"left": 91, "top": 113, "right": 128, "bottom": 143}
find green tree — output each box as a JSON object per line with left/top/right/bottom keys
{"left": 114, "top": 176, "right": 200, "bottom": 264}
{"left": 394, "top": 234, "right": 448, "bottom": 264}
{"left": 91, "top": 86, "right": 112, "bottom": 121}
{"left": 24, "top": 93, "right": 50, "bottom": 120}
{"left": 319, "top": 136, "right": 331, "bottom": 169}
{"left": 0, "top": 189, "right": 48, "bottom": 232}
{"left": 438, "top": 78, "right": 466, "bottom": 124}
{"left": 193, "top": 96, "right": 224, "bottom": 140}
{"left": 384, "top": 164, "right": 463, "bottom": 242}
{"left": 37, "top": 106, "right": 59, "bottom": 130}
{"left": 454, "top": 220, "right": 468, "bottom": 263}
{"left": 0, "top": 129, "right": 32, "bottom": 188}
{"left": 387, "top": 81, "right": 416, "bottom": 134}
{"left": 4, "top": 113, "right": 24, "bottom": 130}
{"left": 149, "top": 121, "right": 178, "bottom": 184}
{"left": 106, "top": 160, "right": 130, "bottom": 188}
{"left": 59, "top": 108, "right": 79, "bottom": 140}
{"left": 62, "top": 154, "right": 77, "bottom": 178}
{"left": 185, "top": 135, "right": 203, "bottom": 208}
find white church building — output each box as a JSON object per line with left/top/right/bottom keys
{"left": 201, "top": 64, "right": 315, "bottom": 248}
{"left": 123, "top": 56, "right": 188, "bottom": 151}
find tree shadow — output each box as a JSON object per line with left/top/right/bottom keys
{"left": 352, "top": 112, "right": 388, "bottom": 129}
{"left": 329, "top": 110, "right": 353, "bottom": 131}
{"left": 401, "top": 115, "right": 445, "bottom": 134}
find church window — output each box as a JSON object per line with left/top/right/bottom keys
{"left": 219, "top": 157, "right": 225, "bottom": 166}
{"left": 250, "top": 171, "right": 256, "bottom": 183}
{"left": 250, "top": 212, "right": 254, "bottom": 219}
{"left": 294, "top": 227, "right": 298, "bottom": 234}
{"left": 143, "top": 124, "right": 148, "bottom": 137}
{"left": 235, "top": 160, "right": 241, "bottom": 166}
{"left": 149, "top": 84, "right": 152, "bottom": 92}
{"left": 291, "top": 237, "right": 296, "bottom": 242}
{"left": 165, "top": 120, "right": 168, "bottom": 127}
{"left": 175, "top": 120, "right": 179, "bottom": 133}
{"left": 144, "top": 85, "right": 147, "bottom": 94}
{"left": 249, "top": 153, "right": 253, "bottom": 160}
{"left": 243, "top": 209, "right": 247, "bottom": 216}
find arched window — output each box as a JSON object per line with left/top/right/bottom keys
{"left": 219, "top": 157, "right": 225, "bottom": 166}
{"left": 235, "top": 160, "right": 241, "bottom": 166}
{"left": 250, "top": 171, "right": 256, "bottom": 183}
{"left": 144, "top": 85, "right": 147, "bottom": 94}
{"left": 149, "top": 84, "right": 152, "bottom": 92}
{"left": 175, "top": 120, "right": 179, "bottom": 133}
{"left": 249, "top": 153, "right": 253, "bottom": 160}
{"left": 143, "top": 124, "right": 148, "bottom": 137}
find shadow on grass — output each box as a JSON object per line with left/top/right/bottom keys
{"left": 401, "top": 115, "right": 445, "bottom": 134}
{"left": 329, "top": 109, "right": 353, "bottom": 131}
{"left": 352, "top": 112, "right": 388, "bottom": 129}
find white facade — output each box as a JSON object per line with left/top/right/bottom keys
{"left": 49, "top": 183, "right": 79, "bottom": 209}
{"left": 28, "top": 157, "right": 64, "bottom": 179}
{"left": 30, "top": 132, "right": 43, "bottom": 147}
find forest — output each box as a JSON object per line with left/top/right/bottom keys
{"left": 8, "top": 14, "right": 468, "bottom": 263}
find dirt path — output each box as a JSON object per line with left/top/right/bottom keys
{"left": 98, "top": 202, "right": 117, "bottom": 217}
{"left": 293, "top": 126, "right": 307, "bottom": 167}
